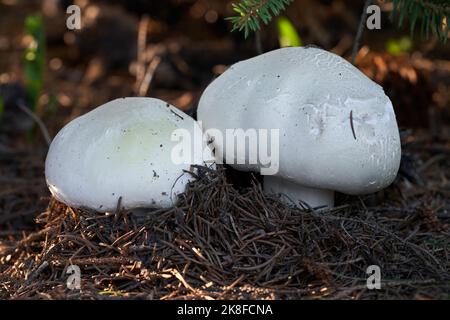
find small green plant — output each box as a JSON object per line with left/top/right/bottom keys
{"left": 24, "top": 14, "right": 45, "bottom": 110}
{"left": 386, "top": 36, "right": 413, "bottom": 55}
{"left": 277, "top": 16, "right": 302, "bottom": 47}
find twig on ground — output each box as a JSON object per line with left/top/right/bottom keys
{"left": 17, "top": 100, "right": 51, "bottom": 146}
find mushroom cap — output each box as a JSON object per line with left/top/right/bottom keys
{"left": 45, "top": 97, "right": 212, "bottom": 211}
{"left": 198, "top": 47, "right": 401, "bottom": 195}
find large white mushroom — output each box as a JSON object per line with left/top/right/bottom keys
{"left": 45, "top": 97, "right": 214, "bottom": 212}
{"left": 198, "top": 47, "right": 401, "bottom": 209}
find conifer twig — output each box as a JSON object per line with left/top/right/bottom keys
{"left": 17, "top": 100, "right": 51, "bottom": 146}
{"left": 227, "top": 0, "right": 294, "bottom": 38}
{"left": 352, "top": 0, "right": 373, "bottom": 64}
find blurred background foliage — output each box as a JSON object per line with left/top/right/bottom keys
{"left": 0, "top": 0, "right": 448, "bottom": 140}
{"left": 228, "top": 0, "right": 450, "bottom": 42}
{"left": 390, "top": 0, "right": 450, "bottom": 42}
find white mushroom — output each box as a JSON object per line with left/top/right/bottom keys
{"left": 197, "top": 47, "right": 401, "bottom": 209}
{"left": 45, "top": 97, "right": 213, "bottom": 212}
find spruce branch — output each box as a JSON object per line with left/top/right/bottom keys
{"left": 389, "top": 0, "right": 450, "bottom": 42}
{"left": 227, "top": 0, "right": 449, "bottom": 44}
{"left": 227, "top": 0, "right": 294, "bottom": 38}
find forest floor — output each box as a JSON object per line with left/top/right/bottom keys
{"left": 0, "top": 0, "right": 449, "bottom": 299}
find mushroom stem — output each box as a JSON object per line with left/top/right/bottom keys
{"left": 264, "top": 176, "right": 334, "bottom": 209}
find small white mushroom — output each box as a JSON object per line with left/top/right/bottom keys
{"left": 198, "top": 47, "right": 401, "bottom": 209}
{"left": 45, "top": 97, "right": 213, "bottom": 212}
